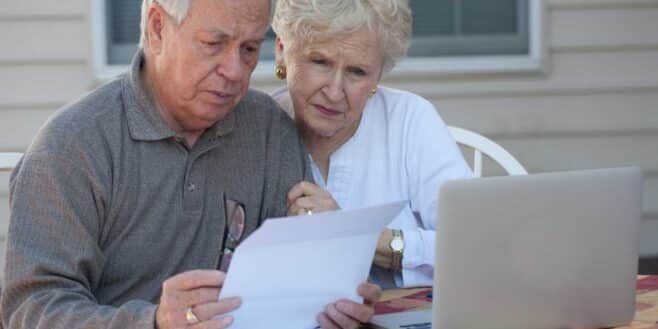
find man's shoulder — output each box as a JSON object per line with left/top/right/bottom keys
{"left": 239, "top": 88, "right": 280, "bottom": 113}
{"left": 235, "top": 88, "right": 295, "bottom": 130}
{"left": 48, "top": 76, "right": 126, "bottom": 131}
{"left": 30, "top": 76, "right": 128, "bottom": 155}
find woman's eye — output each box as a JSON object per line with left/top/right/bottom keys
{"left": 311, "top": 59, "right": 326, "bottom": 65}
{"left": 350, "top": 68, "right": 367, "bottom": 76}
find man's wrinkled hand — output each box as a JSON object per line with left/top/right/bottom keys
{"left": 155, "top": 270, "right": 241, "bottom": 329}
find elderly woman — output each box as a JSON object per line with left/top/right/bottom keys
{"left": 272, "top": 0, "right": 472, "bottom": 289}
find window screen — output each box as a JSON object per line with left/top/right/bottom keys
{"left": 105, "top": 0, "right": 529, "bottom": 65}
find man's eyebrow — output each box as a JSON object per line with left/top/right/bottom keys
{"left": 203, "top": 29, "right": 232, "bottom": 39}
{"left": 202, "top": 30, "right": 266, "bottom": 44}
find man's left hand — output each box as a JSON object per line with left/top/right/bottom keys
{"left": 317, "top": 282, "right": 382, "bottom": 329}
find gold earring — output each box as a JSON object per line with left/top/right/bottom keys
{"left": 369, "top": 88, "right": 377, "bottom": 97}
{"left": 275, "top": 64, "right": 287, "bottom": 80}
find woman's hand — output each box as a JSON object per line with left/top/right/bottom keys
{"left": 374, "top": 229, "right": 394, "bottom": 269}
{"left": 317, "top": 282, "right": 382, "bottom": 329}
{"left": 287, "top": 181, "right": 340, "bottom": 216}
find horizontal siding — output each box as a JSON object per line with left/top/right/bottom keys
{"left": 382, "top": 50, "right": 658, "bottom": 98}
{"left": 0, "top": 63, "right": 91, "bottom": 107}
{"left": 0, "top": 19, "right": 88, "bottom": 63}
{"left": 0, "top": 173, "right": 8, "bottom": 196}
{"left": 433, "top": 91, "right": 658, "bottom": 138}
{"left": 0, "top": 0, "right": 87, "bottom": 18}
{"left": 640, "top": 220, "right": 658, "bottom": 257}
{"left": 550, "top": 7, "right": 658, "bottom": 51}
{"left": 644, "top": 176, "right": 658, "bottom": 217}
{"left": 495, "top": 135, "right": 658, "bottom": 174}
{"left": 0, "top": 108, "right": 55, "bottom": 151}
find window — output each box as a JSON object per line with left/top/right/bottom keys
{"left": 92, "top": 0, "right": 543, "bottom": 78}
{"left": 106, "top": 0, "right": 141, "bottom": 65}
{"left": 409, "top": 0, "right": 529, "bottom": 57}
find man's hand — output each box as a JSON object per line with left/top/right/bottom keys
{"left": 287, "top": 181, "right": 339, "bottom": 216}
{"left": 374, "top": 229, "right": 394, "bottom": 269}
{"left": 155, "top": 270, "right": 241, "bottom": 329}
{"left": 317, "top": 282, "right": 382, "bottom": 329}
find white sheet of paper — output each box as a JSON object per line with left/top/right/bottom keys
{"left": 371, "top": 310, "right": 432, "bottom": 329}
{"left": 219, "top": 201, "right": 406, "bottom": 329}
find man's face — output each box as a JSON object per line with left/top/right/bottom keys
{"left": 152, "top": 0, "right": 270, "bottom": 132}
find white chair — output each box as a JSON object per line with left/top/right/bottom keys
{"left": 0, "top": 152, "right": 23, "bottom": 172}
{"left": 448, "top": 126, "right": 527, "bottom": 177}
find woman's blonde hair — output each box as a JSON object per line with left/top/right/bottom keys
{"left": 272, "top": 0, "right": 412, "bottom": 72}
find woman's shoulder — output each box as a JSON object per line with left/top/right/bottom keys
{"left": 375, "top": 86, "right": 436, "bottom": 114}
{"left": 373, "top": 86, "right": 442, "bottom": 125}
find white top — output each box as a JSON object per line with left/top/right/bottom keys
{"left": 273, "top": 86, "right": 472, "bottom": 287}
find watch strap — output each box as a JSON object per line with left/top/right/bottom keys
{"left": 390, "top": 229, "right": 404, "bottom": 271}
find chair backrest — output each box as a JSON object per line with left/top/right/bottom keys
{"left": 0, "top": 152, "right": 23, "bottom": 172}
{"left": 448, "top": 126, "right": 527, "bottom": 178}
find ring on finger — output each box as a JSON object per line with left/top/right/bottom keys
{"left": 186, "top": 306, "right": 200, "bottom": 325}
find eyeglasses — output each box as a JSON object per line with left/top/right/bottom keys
{"left": 218, "top": 194, "right": 246, "bottom": 272}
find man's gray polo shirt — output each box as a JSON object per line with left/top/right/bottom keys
{"left": 1, "top": 53, "right": 311, "bottom": 329}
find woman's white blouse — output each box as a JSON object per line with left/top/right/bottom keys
{"left": 273, "top": 86, "right": 472, "bottom": 287}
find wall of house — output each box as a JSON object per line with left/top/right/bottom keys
{"left": 1, "top": 0, "right": 657, "bottom": 278}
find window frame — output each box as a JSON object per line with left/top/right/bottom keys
{"left": 91, "top": 0, "right": 547, "bottom": 82}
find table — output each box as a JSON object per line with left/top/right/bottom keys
{"left": 373, "top": 275, "right": 658, "bottom": 328}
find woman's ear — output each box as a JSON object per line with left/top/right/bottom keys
{"left": 146, "top": 3, "right": 167, "bottom": 54}
{"left": 275, "top": 36, "right": 285, "bottom": 62}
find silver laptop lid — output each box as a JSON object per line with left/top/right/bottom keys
{"left": 434, "top": 167, "right": 642, "bottom": 329}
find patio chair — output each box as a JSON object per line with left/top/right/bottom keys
{"left": 448, "top": 126, "right": 527, "bottom": 177}
{"left": 0, "top": 152, "right": 22, "bottom": 172}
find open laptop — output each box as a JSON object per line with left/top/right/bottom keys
{"left": 434, "top": 167, "right": 643, "bottom": 329}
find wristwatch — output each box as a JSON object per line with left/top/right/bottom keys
{"left": 389, "top": 229, "right": 404, "bottom": 271}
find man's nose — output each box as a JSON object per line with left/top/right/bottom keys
{"left": 216, "top": 48, "right": 245, "bottom": 81}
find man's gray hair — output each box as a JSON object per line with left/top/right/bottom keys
{"left": 271, "top": 0, "right": 412, "bottom": 73}
{"left": 139, "top": 0, "right": 276, "bottom": 49}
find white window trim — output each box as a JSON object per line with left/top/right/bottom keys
{"left": 91, "top": 0, "right": 547, "bottom": 82}
{"left": 91, "top": 0, "right": 127, "bottom": 81}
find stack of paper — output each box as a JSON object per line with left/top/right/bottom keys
{"left": 219, "top": 202, "right": 406, "bottom": 329}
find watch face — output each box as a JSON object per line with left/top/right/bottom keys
{"left": 391, "top": 239, "right": 404, "bottom": 251}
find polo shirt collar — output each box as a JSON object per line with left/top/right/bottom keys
{"left": 123, "top": 51, "right": 235, "bottom": 142}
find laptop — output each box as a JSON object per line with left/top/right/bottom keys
{"left": 433, "top": 167, "right": 643, "bottom": 329}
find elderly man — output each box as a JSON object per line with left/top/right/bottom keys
{"left": 0, "top": 0, "right": 380, "bottom": 328}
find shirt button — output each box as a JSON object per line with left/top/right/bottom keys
{"left": 187, "top": 183, "right": 197, "bottom": 192}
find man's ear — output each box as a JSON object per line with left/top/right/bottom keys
{"left": 146, "top": 3, "right": 168, "bottom": 54}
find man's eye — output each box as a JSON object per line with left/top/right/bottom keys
{"left": 311, "top": 59, "right": 326, "bottom": 65}
{"left": 244, "top": 45, "right": 259, "bottom": 53}
{"left": 202, "top": 41, "right": 220, "bottom": 47}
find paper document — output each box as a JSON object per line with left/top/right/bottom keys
{"left": 219, "top": 201, "right": 406, "bottom": 329}
{"left": 371, "top": 310, "right": 432, "bottom": 329}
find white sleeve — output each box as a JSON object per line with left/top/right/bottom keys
{"left": 398, "top": 96, "right": 473, "bottom": 287}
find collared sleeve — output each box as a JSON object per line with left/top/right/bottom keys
{"left": 2, "top": 143, "right": 157, "bottom": 329}
{"left": 398, "top": 97, "right": 473, "bottom": 287}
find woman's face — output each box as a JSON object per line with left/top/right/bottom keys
{"left": 278, "top": 27, "right": 384, "bottom": 140}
